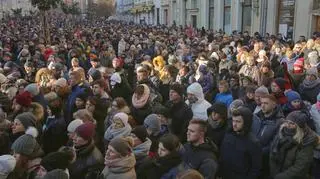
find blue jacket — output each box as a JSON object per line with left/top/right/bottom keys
{"left": 220, "top": 132, "right": 262, "bottom": 179}
{"left": 214, "top": 92, "right": 233, "bottom": 108}
{"left": 65, "top": 84, "right": 85, "bottom": 123}
{"left": 251, "top": 105, "right": 284, "bottom": 154}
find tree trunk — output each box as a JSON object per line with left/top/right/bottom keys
{"left": 40, "top": 10, "right": 51, "bottom": 45}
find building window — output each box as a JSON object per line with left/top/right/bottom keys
{"left": 224, "top": 0, "right": 231, "bottom": 34}
{"left": 164, "top": 9, "right": 168, "bottom": 25}
{"left": 157, "top": 8, "right": 160, "bottom": 25}
{"left": 191, "top": 15, "right": 197, "bottom": 28}
{"left": 191, "top": 0, "right": 198, "bottom": 9}
{"left": 278, "top": 0, "right": 295, "bottom": 39}
{"left": 242, "top": 0, "right": 252, "bottom": 34}
{"left": 209, "top": 0, "right": 214, "bottom": 29}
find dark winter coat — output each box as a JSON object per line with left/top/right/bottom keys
{"left": 269, "top": 126, "right": 317, "bottom": 179}
{"left": 65, "top": 84, "right": 86, "bottom": 123}
{"left": 206, "top": 121, "right": 227, "bottom": 148}
{"left": 166, "top": 100, "right": 193, "bottom": 143}
{"left": 69, "top": 141, "right": 104, "bottom": 179}
{"left": 131, "top": 103, "right": 153, "bottom": 125}
{"left": 299, "top": 78, "right": 320, "bottom": 104}
{"left": 220, "top": 132, "right": 262, "bottom": 179}
{"left": 181, "top": 140, "right": 219, "bottom": 179}
{"left": 42, "top": 115, "right": 68, "bottom": 154}
{"left": 137, "top": 151, "right": 182, "bottom": 179}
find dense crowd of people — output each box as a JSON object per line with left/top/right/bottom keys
{"left": 0, "top": 14, "right": 319, "bottom": 179}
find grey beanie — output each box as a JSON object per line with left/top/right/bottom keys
{"left": 43, "top": 169, "right": 68, "bottom": 179}
{"left": 15, "top": 112, "right": 36, "bottom": 130}
{"left": 144, "top": 114, "right": 161, "bottom": 135}
{"left": 24, "top": 83, "right": 40, "bottom": 96}
{"left": 308, "top": 51, "right": 319, "bottom": 66}
{"left": 255, "top": 86, "right": 269, "bottom": 95}
{"left": 11, "top": 127, "right": 43, "bottom": 157}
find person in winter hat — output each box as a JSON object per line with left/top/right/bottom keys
{"left": 186, "top": 82, "right": 211, "bottom": 120}
{"left": 220, "top": 106, "right": 262, "bottom": 179}
{"left": 269, "top": 111, "right": 318, "bottom": 179}
{"left": 131, "top": 126, "right": 152, "bottom": 169}
{"left": 100, "top": 136, "right": 136, "bottom": 179}
{"left": 11, "top": 112, "right": 37, "bottom": 143}
{"left": 137, "top": 134, "right": 182, "bottom": 179}
{"left": 11, "top": 127, "right": 46, "bottom": 179}
{"left": 41, "top": 150, "right": 74, "bottom": 176}
{"left": 254, "top": 86, "right": 269, "bottom": 114}
{"left": 69, "top": 122, "right": 103, "bottom": 179}
{"left": 271, "top": 78, "right": 289, "bottom": 105}
{"left": 43, "top": 169, "right": 69, "bottom": 179}
{"left": 143, "top": 114, "right": 162, "bottom": 157}
{"left": 293, "top": 57, "right": 304, "bottom": 73}
{"left": 0, "top": 155, "right": 16, "bottom": 178}
{"left": 104, "top": 112, "right": 132, "bottom": 145}
{"left": 14, "top": 91, "right": 33, "bottom": 108}
{"left": 299, "top": 67, "right": 320, "bottom": 104}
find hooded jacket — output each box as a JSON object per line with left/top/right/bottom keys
{"left": 220, "top": 107, "right": 262, "bottom": 179}
{"left": 182, "top": 139, "right": 218, "bottom": 179}
{"left": 133, "top": 138, "right": 152, "bottom": 168}
{"left": 186, "top": 82, "right": 211, "bottom": 120}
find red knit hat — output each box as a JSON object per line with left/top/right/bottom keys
{"left": 15, "top": 91, "right": 32, "bottom": 107}
{"left": 75, "top": 122, "right": 95, "bottom": 141}
{"left": 293, "top": 58, "right": 304, "bottom": 73}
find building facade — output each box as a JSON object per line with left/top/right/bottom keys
{"left": 0, "top": 0, "right": 35, "bottom": 17}
{"left": 116, "top": 0, "right": 134, "bottom": 22}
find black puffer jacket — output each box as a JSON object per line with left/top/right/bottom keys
{"left": 69, "top": 141, "right": 104, "bottom": 179}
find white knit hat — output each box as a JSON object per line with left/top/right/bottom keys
{"left": 113, "top": 112, "right": 128, "bottom": 125}
{"left": 0, "top": 155, "right": 16, "bottom": 178}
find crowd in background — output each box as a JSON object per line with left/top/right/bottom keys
{"left": 0, "top": 14, "right": 319, "bottom": 179}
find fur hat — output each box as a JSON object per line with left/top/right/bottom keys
{"left": 11, "top": 127, "right": 43, "bottom": 157}
{"left": 0, "top": 155, "right": 16, "bottom": 178}
{"left": 286, "top": 111, "right": 308, "bottom": 128}
{"left": 15, "top": 112, "right": 36, "bottom": 130}
{"left": 308, "top": 51, "right": 319, "bottom": 67}
{"left": 67, "top": 119, "right": 83, "bottom": 133}
{"left": 255, "top": 86, "right": 269, "bottom": 95}
{"left": 75, "top": 122, "right": 95, "bottom": 141}
{"left": 15, "top": 91, "right": 33, "bottom": 107}
{"left": 144, "top": 114, "right": 161, "bottom": 135}
{"left": 131, "top": 126, "right": 148, "bottom": 142}
{"left": 109, "top": 137, "right": 134, "bottom": 157}
{"left": 24, "top": 83, "right": 40, "bottom": 96}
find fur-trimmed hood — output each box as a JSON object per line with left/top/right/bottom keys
{"left": 29, "top": 102, "right": 44, "bottom": 122}
{"left": 278, "top": 124, "right": 318, "bottom": 146}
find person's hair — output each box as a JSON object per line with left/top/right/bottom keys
{"left": 92, "top": 79, "right": 106, "bottom": 89}
{"left": 261, "top": 94, "right": 277, "bottom": 103}
{"left": 113, "top": 97, "right": 128, "bottom": 109}
{"left": 134, "top": 85, "right": 145, "bottom": 96}
{"left": 176, "top": 169, "right": 204, "bottom": 179}
{"left": 73, "top": 109, "right": 95, "bottom": 123}
{"left": 159, "top": 134, "right": 180, "bottom": 152}
{"left": 87, "top": 96, "right": 98, "bottom": 106}
{"left": 219, "top": 80, "right": 229, "bottom": 88}
{"left": 189, "top": 119, "right": 207, "bottom": 134}
{"left": 181, "top": 65, "right": 190, "bottom": 73}
{"left": 246, "top": 85, "right": 256, "bottom": 94}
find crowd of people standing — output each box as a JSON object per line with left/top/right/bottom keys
{"left": 0, "top": 14, "right": 319, "bottom": 179}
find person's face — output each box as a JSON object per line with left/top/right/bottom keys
{"left": 275, "top": 47, "right": 281, "bottom": 54}
{"left": 158, "top": 142, "right": 170, "bottom": 157}
{"left": 261, "top": 98, "right": 276, "bottom": 114}
{"left": 24, "top": 66, "right": 32, "bottom": 73}
{"left": 130, "top": 133, "right": 142, "bottom": 147}
{"left": 242, "top": 79, "right": 249, "bottom": 87}
{"left": 246, "top": 92, "right": 254, "bottom": 100}
{"left": 283, "top": 120, "right": 297, "bottom": 129}
{"left": 75, "top": 98, "right": 85, "bottom": 109}
{"left": 218, "top": 85, "right": 227, "bottom": 93}
{"left": 92, "top": 84, "right": 102, "bottom": 96}
{"left": 85, "top": 101, "right": 95, "bottom": 113}
{"left": 291, "top": 100, "right": 301, "bottom": 109}
{"left": 306, "top": 74, "right": 317, "bottom": 81}
{"left": 12, "top": 100, "right": 22, "bottom": 111}
{"left": 12, "top": 119, "right": 25, "bottom": 134}
{"left": 71, "top": 60, "right": 79, "bottom": 67}
{"left": 68, "top": 132, "right": 76, "bottom": 140}
{"left": 254, "top": 43, "right": 260, "bottom": 51}
{"left": 73, "top": 133, "right": 88, "bottom": 147}
{"left": 261, "top": 66, "right": 270, "bottom": 73}
{"left": 230, "top": 78, "right": 238, "bottom": 87}
{"left": 113, "top": 117, "right": 124, "bottom": 129}
{"left": 169, "top": 90, "right": 181, "bottom": 103}
{"left": 187, "top": 124, "right": 203, "bottom": 143}
{"left": 105, "top": 145, "right": 120, "bottom": 162}
{"left": 271, "top": 82, "right": 281, "bottom": 93}
{"left": 137, "top": 72, "right": 147, "bottom": 82}
{"left": 69, "top": 75, "right": 78, "bottom": 86}
{"left": 90, "top": 61, "right": 98, "bottom": 68}
{"left": 254, "top": 93, "right": 263, "bottom": 105}
{"left": 179, "top": 68, "right": 187, "bottom": 76}
{"left": 112, "top": 60, "right": 120, "bottom": 68}
{"left": 210, "top": 111, "right": 221, "bottom": 121}
{"left": 232, "top": 115, "right": 244, "bottom": 132}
